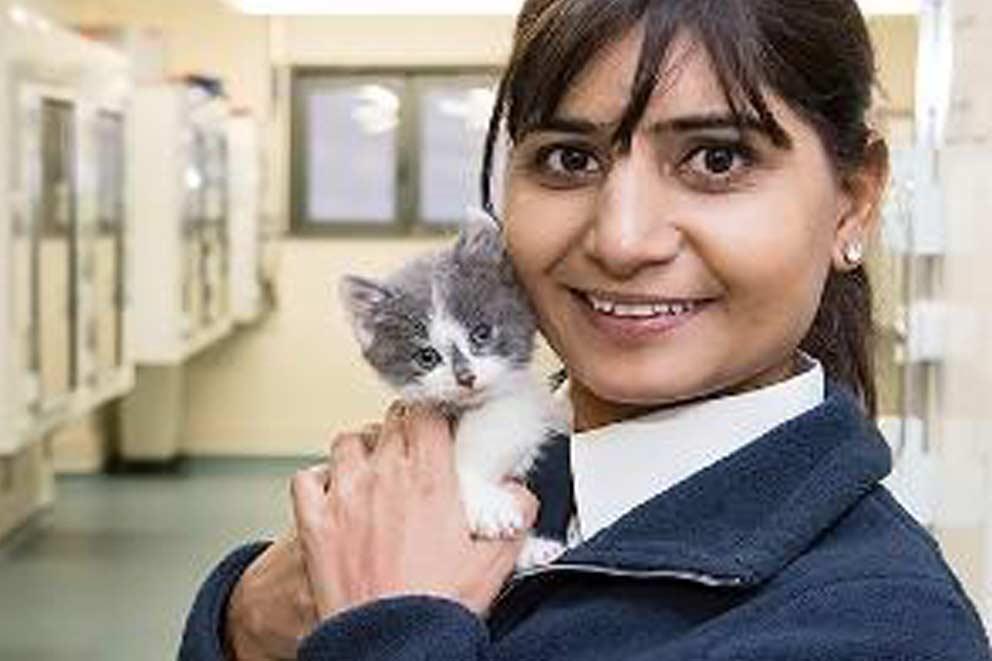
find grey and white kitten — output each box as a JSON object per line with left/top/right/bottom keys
{"left": 339, "top": 209, "right": 567, "bottom": 568}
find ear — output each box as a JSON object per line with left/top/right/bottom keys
{"left": 831, "top": 135, "right": 890, "bottom": 272}
{"left": 455, "top": 206, "right": 505, "bottom": 262}
{"left": 339, "top": 275, "right": 392, "bottom": 350}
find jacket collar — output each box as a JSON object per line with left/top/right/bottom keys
{"left": 530, "top": 382, "right": 892, "bottom": 586}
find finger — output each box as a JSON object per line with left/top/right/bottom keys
{"left": 329, "top": 433, "right": 372, "bottom": 498}
{"left": 290, "top": 465, "right": 331, "bottom": 525}
{"left": 405, "top": 403, "right": 454, "bottom": 470}
{"left": 330, "top": 432, "right": 367, "bottom": 473}
{"left": 375, "top": 400, "right": 410, "bottom": 458}
{"left": 359, "top": 423, "right": 382, "bottom": 453}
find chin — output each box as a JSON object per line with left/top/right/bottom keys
{"left": 577, "top": 361, "right": 717, "bottom": 408}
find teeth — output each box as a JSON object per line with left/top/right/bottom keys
{"left": 587, "top": 294, "right": 697, "bottom": 318}
{"left": 614, "top": 303, "right": 656, "bottom": 318}
{"left": 589, "top": 297, "right": 615, "bottom": 314}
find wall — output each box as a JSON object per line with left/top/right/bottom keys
{"left": 937, "top": 0, "right": 992, "bottom": 625}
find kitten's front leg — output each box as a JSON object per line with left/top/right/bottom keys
{"left": 458, "top": 470, "right": 527, "bottom": 539}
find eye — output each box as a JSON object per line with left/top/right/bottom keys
{"left": 413, "top": 347, "right": 443, "bottom": 370}
{"left": 700, "top": 147, "right": 737, "bottom": 174}
{"left": 469, "top": 323, "right": 494, "bottom": 348}
{"left": 681, "top": 143, "right": 754, "bottom": 185}
{"left": 536, "top": 144, "right": 603, "bottom": 179}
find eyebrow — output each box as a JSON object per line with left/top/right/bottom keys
{"left": 533, "top": 112, "right": 776, "bottom": 139}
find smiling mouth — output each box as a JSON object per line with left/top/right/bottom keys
{"left": 574, "top": 289, "right": 715, "bottom": 319}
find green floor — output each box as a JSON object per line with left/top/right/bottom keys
{"left": 0, "top": 458, "right": 314, "bottom": 661}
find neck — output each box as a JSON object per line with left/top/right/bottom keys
{"left": 570, "top": 354, "right": 801, "bottom": 432}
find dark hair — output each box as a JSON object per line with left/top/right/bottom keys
{"left": 480, "top": 0, "right": 880, "bottom": 416}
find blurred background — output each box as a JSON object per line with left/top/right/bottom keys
{"left": 0, "top": 0, "right": 989, "bottom": 658}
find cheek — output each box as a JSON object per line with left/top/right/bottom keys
{"left": 503, "top": 177, "right": 590, "bottom": 277}
{"left": 472, "top": 356, "right": 510, "bottom": 389}
{"left": 699, "top": 187, "right": 837, "bottom": 331}
{"left": 504, "top": 181, "right": 588, "bottom": 337}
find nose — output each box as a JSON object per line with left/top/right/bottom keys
{"left": 455, "top": 371, "right": 476, "bottom": 389}
{"left": 584, "top": 144, "right": 682, "bottom": 277}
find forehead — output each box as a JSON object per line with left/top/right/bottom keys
{"left": 559, "top": 27, "right": 731, "bottom": 127}
{"left": 553, "top": 25, "right": 820, "bottom": 157}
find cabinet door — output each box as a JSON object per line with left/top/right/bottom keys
{"left": 36, "top": 98, "right": 77, "bottom": 405}
{"left": 93, "top": 111, "right": 126, "bottom": 373}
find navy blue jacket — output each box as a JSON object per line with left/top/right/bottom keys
{"left": 180, "top": 385, "right": 991, "bottom": 659}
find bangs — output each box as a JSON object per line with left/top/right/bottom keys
{"left": 507, "top": 0, "right": 792, "bottom": 150}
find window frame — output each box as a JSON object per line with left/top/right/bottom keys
{"left": 289, "top": 66, "right": 501, "bottom": 238}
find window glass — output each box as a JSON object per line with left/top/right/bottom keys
{"left": 419, "top": 80, "right": 496, "bottom": 226}
{"left": 304, "top": 80, "right": 401, "bottom": 225}
{"left": 291, "top": 70, "right": 497, "bottom": 235}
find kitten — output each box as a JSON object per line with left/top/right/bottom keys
{"left": 339, "top": 209, "right": 567, "bottom": 568}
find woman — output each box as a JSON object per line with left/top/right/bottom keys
{"left": 181, "top": 0, "right": 991, "bottom": 658}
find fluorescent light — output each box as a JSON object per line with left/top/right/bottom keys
{"left": 225, "top": 0, "right": 919, "bottom": 17}
{"left": 225, "top": 0, "right": 525, "bottom": 15}
{"left": 858, "top": 0, "right": 921, "bottom": 15}
{"left": 8, "top": 5, "right": 29, "bottom": 25}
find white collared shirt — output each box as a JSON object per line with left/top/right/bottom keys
{"left": 567, "top": 356, "right": 825, "bottom": 544}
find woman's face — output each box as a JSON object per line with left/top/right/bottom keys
{"left": 503, "top": 28, "right": 870, "bottom": 430}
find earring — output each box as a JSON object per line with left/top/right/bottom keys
{"left": 843, "top": 241, "right": 864, "bottom": 267}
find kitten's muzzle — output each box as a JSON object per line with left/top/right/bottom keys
{"left": 456, "top": 371, "right": 477, "bottom": 389}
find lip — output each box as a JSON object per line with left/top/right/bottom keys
{"left": 569, "top": 288, "right": 714, "bottom": 343}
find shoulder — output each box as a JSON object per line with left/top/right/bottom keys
{"left": 708, "top": 487, "right": 990, "bottom": 659}
{"left": 706, "top": 572, "right": 990, "bottom": 660}
{"left": 797, "top": 485, "right": 962, "bottom": 589}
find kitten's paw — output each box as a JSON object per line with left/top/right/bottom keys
{"left": 516, "top": 536, "right": 566, "bottom": 570}
{"left": 508, "top": 444, "right": 542, "bottom": 480}
{"left": 462, "top": 479, "right": 526, "bottom": 539}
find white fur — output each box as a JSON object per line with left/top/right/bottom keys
{"left": 518, "top": 535, "right": 567, "bottom": 568}
{"left": 407, "top": 277, "right": 570, "bottom": 568}
{"left": 454, "top": 370, "right": 557, "bottom": 481}
{"left": 454, "top": 370, "right": 568, "bottom": 567}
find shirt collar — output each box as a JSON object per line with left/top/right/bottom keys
{"left": 569, "top": 355, "right": 825, "bottom": 542}
{"left": 550, "top": 381, "right": 891, "bottom": 585}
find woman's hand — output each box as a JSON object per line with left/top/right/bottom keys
{"left": 291, "top": 402, "right": 538, "bottom": 622}
{"left": 224, "top": 531, "right": 318, "bottom": 660}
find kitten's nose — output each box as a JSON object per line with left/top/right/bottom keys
{"left": 456, "top": 372, "right": 476, "bottom": 389}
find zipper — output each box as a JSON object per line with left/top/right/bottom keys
{"left": 492, "top": 562, "right": 747, "bottom": 614}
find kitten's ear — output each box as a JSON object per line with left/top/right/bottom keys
{"left": 456, "top": 206, "right": 504, "bottom": 262}
{"left": 339, "top": 275, "right": 392, "bottom": 350}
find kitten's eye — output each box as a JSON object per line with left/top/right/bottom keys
{"left": 470, "top": 323, "right": 493, "bottom": 348}
{"left": 414, "top": 347, "right": 443, "bottom": 370}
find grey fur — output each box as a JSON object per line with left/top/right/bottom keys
{"left": 340, "top": 213, "right": 537, "bottom": 400}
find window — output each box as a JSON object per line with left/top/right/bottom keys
{"left": 291, "top": 68, "right": 499, "bottom": 236}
